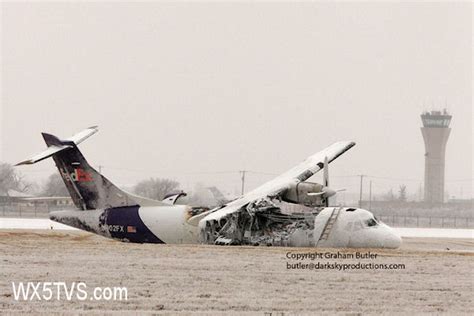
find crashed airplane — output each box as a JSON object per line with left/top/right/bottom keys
{"left": 16, "top": 126, "right": 401, "bottom": 248}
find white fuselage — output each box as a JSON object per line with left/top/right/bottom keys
{"left": 50, "top": 205, "right": 401, "bottom": 248}
{"left": 138, "top": 206, "right": 198, "bottom": 243}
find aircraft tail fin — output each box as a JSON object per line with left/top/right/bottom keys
{"left": 16, "top": 126, "right": 164, "bottom": 210}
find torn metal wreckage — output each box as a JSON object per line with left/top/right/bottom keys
{"left": 202, "top": 198, "right": 318, "bottom": 247}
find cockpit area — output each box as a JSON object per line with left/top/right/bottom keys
{"left": 340, "top": 208, "right": 401, "bottom": 248}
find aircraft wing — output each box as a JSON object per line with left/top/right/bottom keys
{"left": 201, "top": 141, "right": 355, "bottom": 222}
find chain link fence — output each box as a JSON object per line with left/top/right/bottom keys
{"left": 378, "top": 215, "right": 473, "bottom": 228}
{"left": 0, "top": 204, "right": 75, "bottom": 219}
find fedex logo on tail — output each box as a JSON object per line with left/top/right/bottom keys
{"left": 61, "top": 168, "right": 93, "bottom": 182}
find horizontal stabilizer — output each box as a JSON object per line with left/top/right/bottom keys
{"left": 15, "top": 126, "right": 98, "bottom": 166}
{"left": 66, "top": 126, "right": 99, "bottom": 145}
{"left": 15, "top": 144, "right": 72, "bottom": 166}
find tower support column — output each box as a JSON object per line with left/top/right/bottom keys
{"left": 420, "top": 110, "right": 451, "bottom": 204}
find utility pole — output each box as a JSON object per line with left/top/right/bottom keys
{"left": 240, "top": 170, "right": 246, "bottom": 196}
{"left": 358, "top": 174, "right": 365, "bottom": 208}
{"left": 369, "top": 180, "right": 372, "bottom": 211}
{"left": 418, "top": 183, "right": 422, "bottom": 202}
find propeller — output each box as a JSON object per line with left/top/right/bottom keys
{"left": 307, "top": 156, "right": 345, "bottom": 206}
{"left": 323, "top": 156, "right": 330, "bottom": 207}
{"left": 323, "top": 156, "right": 329, "bottom": 188}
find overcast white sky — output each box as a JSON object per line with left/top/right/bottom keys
{"left": 1, "top": 2, "right": 472, "bottom": 200}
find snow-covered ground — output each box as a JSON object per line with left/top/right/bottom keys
{"left": 0, "top": 217, "right": 473, "bottom": 238}
{"left": 0, "top": 230, "right": 472, "bottom": 314}
{"left": 0, "top": 218, "right": 77, "bottom": 230}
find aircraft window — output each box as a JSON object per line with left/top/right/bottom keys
{"left": 365, "top": 218, "right": 378, "bottom": 227}
{"left": 346, "top": 208, "right": 356, "bottom": 212}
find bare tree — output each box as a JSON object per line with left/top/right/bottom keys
{"left": 185, "top": 183, "right": 219, "bottom": 207}
{"left": 42, "top": 173, "right": 69, "bottom": 197}
{"left": 133, "top": 178, "right": 180, "bottom": 200}
{"left": 382, "top": 188, "right": 396, "bottom": 201}
{"left": 0, "top": 162, "right": 30, "bottom": 195}
{"left": 398, "top": 185, "right": 407, "bottom": 202}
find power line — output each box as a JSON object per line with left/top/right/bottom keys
{"left": 365, "top": 175, "right": 421, "bottom": 182}
{"left": 19, "top": 164, "right": 473, "bottom": 186}
{"left": 246, "top": 170, "right": 278, "bottom": 176}
{"left": 103, "top": 166, "right": 239, "bottom": 176}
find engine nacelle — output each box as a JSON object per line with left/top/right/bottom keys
{"left": 281, "top": 182, "right": 324, "bottom": 207}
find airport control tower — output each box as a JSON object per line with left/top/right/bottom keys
{"left": 420, "top": 109, "right": 451, "bottom": 203}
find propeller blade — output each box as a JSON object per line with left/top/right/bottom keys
{"left": 323, "top": 156, "right": 329, "bottom": 188}
{"left": 307, "top": 192, "right": 325, "bottom": 196}
{"left": 308, "top": 188, "right": 340, "bottom": 198}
